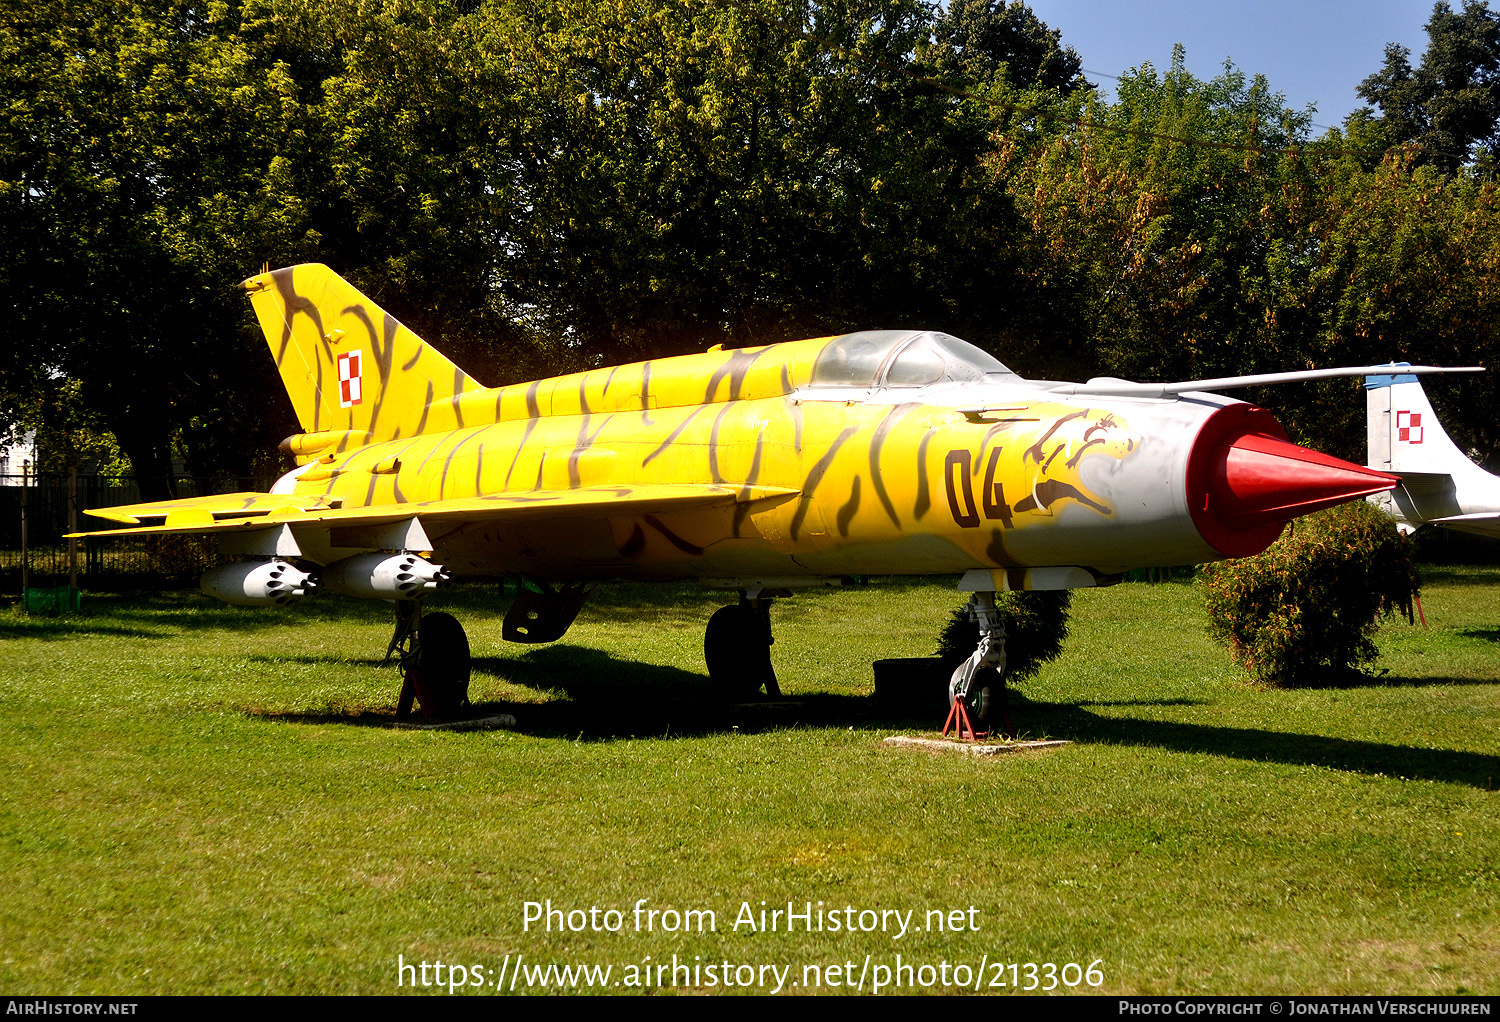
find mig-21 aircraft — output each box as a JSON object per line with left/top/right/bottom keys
{"left": 77, "top": 265, "right": 1447, "bottom": 725}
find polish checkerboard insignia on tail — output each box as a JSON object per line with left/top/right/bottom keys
{"left": 338, "top": 350, "right": 363, "bottom": 408}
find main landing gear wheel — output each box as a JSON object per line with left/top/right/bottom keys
{"left": 704, "top": 600, "right": 781, "bottom": 701}
{"left": 397, "top": 609, "right": 471, "bottom": 719}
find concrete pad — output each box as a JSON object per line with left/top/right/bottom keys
{"left": 881, "top": 735, "right": 1070, "bottom": 756}
{"left": 395, "top": 713, "right": 518, "bottom": 732}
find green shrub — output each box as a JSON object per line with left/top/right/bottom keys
{"left": 934, "top": 590, "right": 1071, "bottom": 684}
{"left": 1197, "top": 501, "right": 1419, "bottom": 685}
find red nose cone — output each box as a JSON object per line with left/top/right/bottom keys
{"left": 1187, "top": 405, "right": 1399, "bottom": 558}
{"left": 1213, "top": 432, "right": 1398, "bottom": 528}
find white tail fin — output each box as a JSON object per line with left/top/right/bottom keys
{"left": 1366, "top": 364, "right": 1500, "bottom": 535}
{"left": 1365, "top": 366, "right": 1477, "bottom": 476}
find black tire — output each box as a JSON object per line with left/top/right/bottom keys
{"left": 949, "top": 665, "right": 997, "bottom": 729}
{"left": 704, "top": 603, "right": 774, "bottom": 701}
{"left": 416, "top": 611, "right": 471, "bottom": 716}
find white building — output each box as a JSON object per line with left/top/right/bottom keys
{"left": 0, "top": 430, "right": 38, "bottom": 483}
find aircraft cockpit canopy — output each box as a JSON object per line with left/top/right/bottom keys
{"left": 810, "top": 330, "right": 1015, "bottom": 389}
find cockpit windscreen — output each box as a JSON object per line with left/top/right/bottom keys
{"left": 810, "top": 330, "right": 1015, "bottom": 388}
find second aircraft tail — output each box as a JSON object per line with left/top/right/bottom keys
{"left": 1365, "top": 363, "right": 1500, "bottom": 536}
{"left": 1366, "top": 364, "right": 1477, "bottom": 477}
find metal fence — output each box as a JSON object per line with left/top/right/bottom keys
{"left": 0, "top": 472, "right": 276, "bottom": 589}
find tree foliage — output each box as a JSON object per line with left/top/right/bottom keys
{"left": 0, "top": 0, "right": 327, "bottom": 492}
{"left": 479, "top": 0, "right": 1031, "bottom": 364}
{"left": 1001, "top": 50, "right": 1321, "bottom": 385}
{"left": 1198, "top": 502, "right": 1421, "bottom": 686}
{"left": 933, "top": 0, "right": 1087, "bottom": 93}
{"left": 3, "top": 0, "right": 1500, "bottom": 486}
{"left": 1354, "top": 0, "right": 1500, "bottom": 174}
{"left": 997, "top": 46, "right": 1500, "bottom": 467}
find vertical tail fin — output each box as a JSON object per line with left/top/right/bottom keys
{"left": 1366, "top": 363, "right": 1500, "bottom": 534}
{"left": 242, "top": 264, "right": 484, "bottom": 442}
{"left": 1365, "top": 364, "right": 1475, "bottom": 476}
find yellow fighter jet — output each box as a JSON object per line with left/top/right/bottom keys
{"left": 80, "top": 264, "right": 1429, "bottom": 724}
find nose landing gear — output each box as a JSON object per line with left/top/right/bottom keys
{"left": 946, "top": 592, "right": 1013, "bottom": 739}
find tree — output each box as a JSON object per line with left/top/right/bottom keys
{"left": 933, "top": 0, "right": 1088, "bottom": 93}
{"left": 0, "top": 0, "right": 329, "bottom": 494}
{"left": 486, "top": 0, "right": 1039, "bottom": 364}
{"left": 0, "top": 0, "right": 545, "bottom": 490}
{"left": 1295, "top": 149, "right": 1500, "bottom": 467}
{"left": 289, "top": 0, "right": 541, "bottom": 383}
{"left": 988, "top": 49, "right": 1500, "bottom": 469}
{"left": 1354, "top": 0, "right": 1500, "bottom": 174}
{"left": 1000, "top": 51, "right": 1322, "bottom": 386}
{"left": 2, "top": 0, "right": 1066, "bottom": 484}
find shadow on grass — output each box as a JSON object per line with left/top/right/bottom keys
{"left": 1073, "top": 698, "right": 1206, "bottom": 708}
{"left": 221, "top": 608, "right": 1500, "bottom": 790}
{"left": 1020, "top": 696, "right": 1500, "bottom": 790}
{"left": 0, "top": 618, "right": 160, "bottom": 641}
{"left": 247, "top": 687, "right": 1500, "bottom": 789}
{"left": 45, "top": 583, "right": 712, "bottom": 636}
{"left": 250, "top": 691, "right": 887, "bottom": 740}
{"left": 240, "top": 653, "right": 391, "bottom": 668}
{"left": 475, "top": 645, "right": 707, "bottom": 700}
{"left": 1415, "top": 566, "right": 1500, "bottom": 587}
{"left": 1269, "top": 671, "right": 1500, "bottom": 690}
{"left": 6, "top": 576, "right": 937, "bottom": 641}
{"left": 246, "top": 642, "right": 932, "bottom": 737}
{"left": 17, "top": 591, "right": 408, "bottom": 636}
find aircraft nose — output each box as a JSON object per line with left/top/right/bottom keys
{"left": 1186, "top": 405, "right": 1399, "bottom": 558}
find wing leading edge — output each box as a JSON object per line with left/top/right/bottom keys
{"left": 74, "top": 484, "right": 800, "bottom": 541}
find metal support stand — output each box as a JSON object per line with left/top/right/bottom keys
{"left": 389, "top": 600, "right": 422, "bottom": 719}
{"left": 742, "top": 589, "right": 782, "bottom": 699}
{"left": 941, "top": 696, "right": 983, "bottom": 741}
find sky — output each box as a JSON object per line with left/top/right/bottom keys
{"left": 1021, "top": 0, "right": 1445, "bottom": 132}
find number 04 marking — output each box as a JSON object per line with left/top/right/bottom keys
{"left": 944, "top": 448, "right": 1013, "bottom": 529}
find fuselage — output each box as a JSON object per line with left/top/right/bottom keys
{"left": 272, "top": 330, "right": 1300, "bottom": 583}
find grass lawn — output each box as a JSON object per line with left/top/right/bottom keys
{"left": 1, "top": 567, "right": 1496, "bottom": 995}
